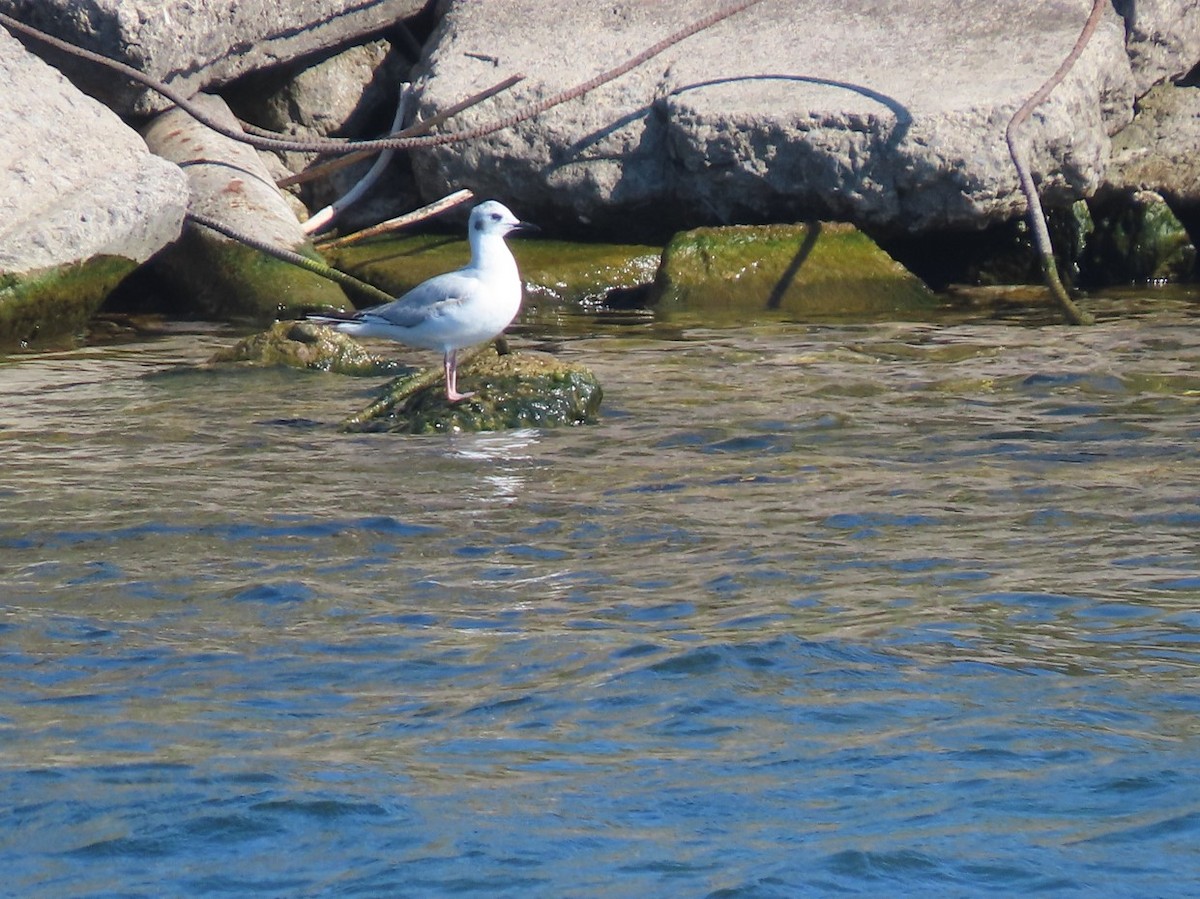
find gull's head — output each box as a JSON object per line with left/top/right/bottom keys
{"left": 469, "top": 200, "right": 535, "bottom": 239}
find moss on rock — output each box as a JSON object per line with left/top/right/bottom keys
{"left": 343, "top": 346, "right": 603, "bottom": 434}
{"left": 160, "top": 228, "right": 349, "bottom": 322}
{"left": 650, "top": 222, "right": 937, "bottom": 323}
{"left": 1085, "top": 191, "right": 1196, "bottom": 285}
{"left": 324, "top": 234, "right": 659, "bottom": 306}
{"left": 0, "top": 255, "right": 136, "bottom": 350}
{"left": 207, "top": 319, "right": 397, "bottom": 375}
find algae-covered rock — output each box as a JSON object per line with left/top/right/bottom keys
{"left": 1085, "top": 191, "right": 1196, "bottom": 285}
{"left": 207, "top": 320, "right": 396, "bottom": 376}
{"left": 911, "top": 201, "right": 1095, "bottom": 290}
{"left": 0, "top": 256, "right": 137, "bottom": 349}
{"left": 343, "top": 346, "right": 602, "bottom": 434}
{"left": 324, "top": 234, "right": 659, "bottom": 306}
{"left": 143, "top": 95, "right": 348, "bottom": 321}
{"left": 649, "top": 222, "right": 937, "bottom": 324}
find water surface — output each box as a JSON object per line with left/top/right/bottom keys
{"left": 2, "top": 299, "right": 1200, "bottom": 896}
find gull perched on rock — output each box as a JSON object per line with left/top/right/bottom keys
{"left": 309, "top": 200, "right": 535, "bottom": 402}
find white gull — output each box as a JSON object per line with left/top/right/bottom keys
{"left": 309, "top": 200, "right": 535, "bottom": 402}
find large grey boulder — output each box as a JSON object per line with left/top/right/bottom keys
{"left": 410, "top": 0, "right": 1135, "bottom": 240}
{"left": 0, "top": 0, "right": 427, "bottom": 115}
{"left": 0, "top": 26, "right": 186, "bottom": 346}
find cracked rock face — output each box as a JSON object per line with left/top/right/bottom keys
{"left": 0, "top": 0, "right": 427, "bottom": 115}
{"left": 410, "top": 0, "right": 1140, "bottom": 240}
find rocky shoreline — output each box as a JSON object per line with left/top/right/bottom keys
{"left": 2, "top": 0, "right": 1199, "bottom": 348}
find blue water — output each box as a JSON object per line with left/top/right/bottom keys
{"left": 2, "top": 309, "right": 1200, "bottom": 896}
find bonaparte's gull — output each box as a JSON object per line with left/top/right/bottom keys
{"left": 309, "top": 200, "right": 535, "bottom": 402}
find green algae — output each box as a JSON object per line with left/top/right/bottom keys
{"left": 0, "top": 255, "right": 136, "bottom": 349}
{"left": 343, "top": 346, "right": 603, "bottom": 434}
{"left": 649, "top": 222, "right": 937, "bottom": 324}
{"left": 1086, "top": 193, "right": 1196, "bottom": 285}
{"left": 206, "top": 319, "right": 400, "bottom": 376}
{"left": 206, "top": 320, "right": 602, "bottom": 433}
{"left": 159, "top": 229, "right": 349, "bottom": 322}
{"left": 324, "top": 235, "right": 660, "bottom": 306}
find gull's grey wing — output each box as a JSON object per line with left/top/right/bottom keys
{"left": 357, "top": 271, "right": 481, "bottom": 329}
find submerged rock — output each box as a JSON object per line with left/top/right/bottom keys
{"left": 649, "top": 222, "right": 937, "bottom": 323}
{"left": 343, "top": 346, "right": 603, "bottom": 434}
{"left": 208, "top": 320, "right": 394, "bottom": 376}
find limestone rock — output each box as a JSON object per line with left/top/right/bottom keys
{"left": 0, "top": 0, "right": 427, "bottom": 115}
{"left": 226, "top": 39, "right": 419, "bottom": 230}
{"left": 0, "top": 26, "right": 186, "bottom": 347}
{"left": 1108, "top": 82, "right": 1200, "bottom": 204}
{"left": 410, "top": 0, "right": 1134, "bottom": 240}
{"left": 1113, "top": 0, "right": 1200, "bottom": 94}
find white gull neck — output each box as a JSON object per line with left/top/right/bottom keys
{"left": 468, "top": 230, "right": 518, "bottom": 277}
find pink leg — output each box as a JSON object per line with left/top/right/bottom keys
{"left": 443, "top": 349, "right": 474, "bottom": 402}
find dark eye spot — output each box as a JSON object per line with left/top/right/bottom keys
{"left": 490, "top": 213, "right": 502, "bottom": 222}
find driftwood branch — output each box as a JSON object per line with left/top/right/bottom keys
{"left": 301, "top": 83, "right": 413, "bottom": 235}
{"left": 316, "top": 189, "right": 476, "bottom": 249}
{"left": 1004, "top": 0, "right": 1107, "bottom": 326}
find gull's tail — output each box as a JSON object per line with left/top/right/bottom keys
{"left": 306, "top": 310, "right": 369, "bottom": 336}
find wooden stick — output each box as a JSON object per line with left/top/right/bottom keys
{"left": 316, "top": 189, "right": 475, "bottom": 249}
{"left": 301, "top": 84, "right": 413, "bottom": 234}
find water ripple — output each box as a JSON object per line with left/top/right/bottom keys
{"left": 3, "top": 316, "right": 1200, "bottom": 894}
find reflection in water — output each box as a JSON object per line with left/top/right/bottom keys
{"left": 2, "top": 299, "right": 1200, "bottom": 894}
{"left": 451, "top": 429, "right": 541, "bottom": 504}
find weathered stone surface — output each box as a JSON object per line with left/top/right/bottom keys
{"left": 232, "top": 40, "right": 404, "bottom": 139}
{"left": 0, "top": 0, "right": 428, "bottom": 115}
{"left": 0, "top": 26, "right": 186, "bottom": 346}
{"left": 207, "top": 319, "right": 399, "bottom": 376}
{"left": 411, "top": 0, "right": 1134, "bottom": 241}
{"left": 1108, "top": 81, "right": 1200, "bottom": 203}
{"left": 143, "top": 94, "right": 349, "bottom": 320}
{"left": 650, "top": 222, "right": 937, "bottom": 323}
{"left": 342, "top": 346, "right": 603, "bottom": 434}
{"left": 0, "top": 29, "right": 186, "bottom": 273}
{"left": 1113, "top": 0, "right": 1200, "bottom": 94}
